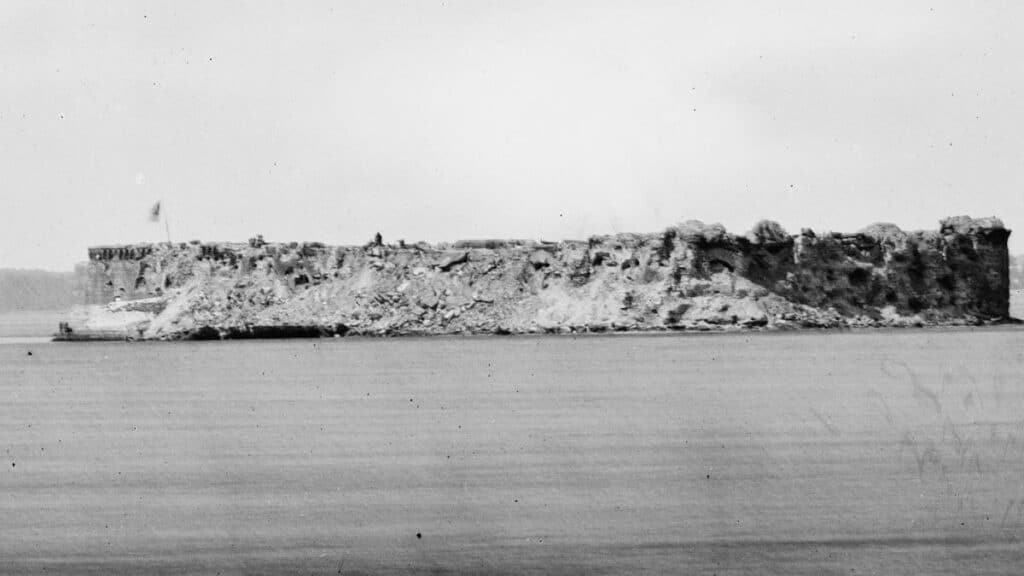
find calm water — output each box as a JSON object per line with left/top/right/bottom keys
{"left": 2, "top": 325, "right": 1024, "bottom": 574}
{"left": 0, "top": 310, "right": 64, "bottom": 340}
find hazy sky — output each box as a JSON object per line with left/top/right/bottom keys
{"left": 2, "top": 1, "right": 1022, "bottom": 270}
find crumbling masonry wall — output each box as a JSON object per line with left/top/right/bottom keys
{"left": 78, "top": 216, "right": 1012, "bottom": 327}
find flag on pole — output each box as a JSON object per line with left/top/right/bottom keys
{"left": 149, "top": 201, "right": 161, "bottom": 222}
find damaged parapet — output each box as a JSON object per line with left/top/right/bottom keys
{"left": 658, "top": 216, "right": 1011, "bottom": 319}
{"left": 70, "top": 216, "right": 1012, "bottom": 340}
{"left": 88, "top": 245, "right": 155, "bottom": 261}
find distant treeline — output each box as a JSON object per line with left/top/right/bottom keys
{"left": 1014, "top": 255, "right": 1024, "bottom": 291}
{"left": 0, "top": 267, "right": 83, "bottom": 312}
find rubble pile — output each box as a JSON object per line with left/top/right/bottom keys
{"left": 67, "top": 216, "right": 1013, "bottom": 340}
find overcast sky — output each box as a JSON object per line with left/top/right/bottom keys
{"left": 1, "top": 1, "right": 1022, "bottom": 270}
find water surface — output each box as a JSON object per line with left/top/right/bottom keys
{"left": 1, "top": 329, "right": 1023, "bottom": 574}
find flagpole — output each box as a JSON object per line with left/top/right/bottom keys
{"left": 153, "top": 200, "right": 172, "bottom": 245}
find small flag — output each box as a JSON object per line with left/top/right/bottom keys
{"left": 149, "top": 201, "right": 161, "bottom": 222}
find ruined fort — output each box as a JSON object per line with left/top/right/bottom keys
{"left": 64, "top": 216, "right": 1012, "bottom": 340}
